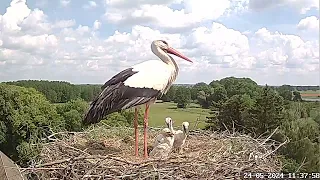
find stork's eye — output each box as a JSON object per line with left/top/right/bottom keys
{"left": 161, "top": 40, "right": 168, "bottom": 46}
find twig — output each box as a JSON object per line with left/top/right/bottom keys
{"left": 259, "top": 127, "right": 279, "bottom": 147}
{"left": 294, "top": 157, "right": 306, "bottom": 173}
{"left": 222, "top": 123, "right": 230, "bottom": 134}
{"left": 262, "top": 139, "right": 288, "bottom": 158}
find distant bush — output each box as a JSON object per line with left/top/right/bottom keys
{"left": 98, "top": 109, "right": 144, "bottom": 127}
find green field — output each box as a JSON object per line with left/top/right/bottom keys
{"left": 299, "top": 90, "right": 320, "bottom": 94}
{"left": 141, "top": 102, "right": 210, "bottom": 130}
{"left": 299, "top": 90, "right": 320, "bottom": 100}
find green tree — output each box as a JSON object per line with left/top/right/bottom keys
{"left": 191, "top": 82, "right": 211, "bottom": 100}
{"left": 196, "top": 83, "right": 228, "bottom": 109}
{"left": 216, "top": 77, "right": 260, "bottom": 98}
{"left": 247, "top": 85, "right": 286, "bottom": 135}
{"left": 161, "top": 86, "right": 177, "bottom": 102}
{"left": 277, "top": 85, "right": 293, "bottom": 102}
{"left": 174, "top": 86, "right": 191, "bottom": 108}
{"left": 196, "top": 90, "right": 211, "bottom": 109}
{"left": 216, "top": 94, "right": 255, "bottom": 132}
{"left": 293, "top": 91, "right": 302, "bottom": 101}
{"left": 279, "top": 118, "right": 320, "bottom": 172}
{"left": 207, "top": 84, "right": 228, "bottom": 109}
{"left": 0, "top": 84, "right": 64, "bottom": 166}
{"left": 56, "top": 99, "right": 89, "bottom": 131}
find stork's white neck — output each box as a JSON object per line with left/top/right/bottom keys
{"left": 151, "top": 42, "right": 179, "bottom": 94}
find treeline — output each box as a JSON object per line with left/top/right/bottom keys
{"left": 160, "top": 77, "right": 304, "bottom": 109}
{"left": 4, "top": 80, "right": 318, "bottom": 105}
{"left": 5, "top": 80, "right": 101, "bottom": 103}
{"left": 269, "top": 85, "right": 319, "bottom": 92}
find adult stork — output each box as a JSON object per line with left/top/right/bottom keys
{"left": 83, "top": 40, "right": 193, "bottom": 158}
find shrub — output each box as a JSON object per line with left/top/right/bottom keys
{"left": 0, "top": 84, "right": 64, "bottom": 166}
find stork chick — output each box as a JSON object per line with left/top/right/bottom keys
{"left": 168, "top": 120, "right": 189, "bottom": 154}
{"left": 149, "top": 128, "right": 175, "bottom": 159}
{"left": 152, "top": 117, "right": 174, "bottom": 148}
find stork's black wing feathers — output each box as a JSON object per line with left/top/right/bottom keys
{"left": 83, "top": 68, "right": 161, "bottom": 125}
{"left": 101, "top": 68, "right": 138, "bottom": 89}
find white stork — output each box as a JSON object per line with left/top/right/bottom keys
{"left": 83, "top": 40, "right": 193, "bottom": 158}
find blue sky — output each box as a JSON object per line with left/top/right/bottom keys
{"left": 0, "top": 0, "right": 319, "bottom": 85}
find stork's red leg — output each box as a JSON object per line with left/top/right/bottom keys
{"left": 143, "top": 104, "right": 150, "bottom": 158}
{"left": 134, "top": 107, "right": 139, "bottom": 157}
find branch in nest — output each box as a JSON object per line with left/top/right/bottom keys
{"left": 262, "top": 139, "right": 288, "bottom": 158}
{"left": 259, "top": 127, "right": 279, "bottom": 147}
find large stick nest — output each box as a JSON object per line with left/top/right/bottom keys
{"left": 21, "top": 125, "right": 283, "bottom": 179}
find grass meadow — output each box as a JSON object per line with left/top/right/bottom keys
{"left": 141, "top": 101, "right": 210, "bottom": 130}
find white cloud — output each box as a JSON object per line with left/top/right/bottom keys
{"left": 297, "top": 16, "right": 319, "bottom": 31}
{"left": 248, "top": 0, "right": 319, "bottom": 14}
{"left": 0, "top": 0, "right": 319, "bottom": 86}
{"left": 83, "top": 1, "right": 97, "bottom": 9}
{"left": 0, "top": 0, "right": 31, "bottom": 32}
{"left": 60, "top": 0, "right": 71, "bottom": 7}
{"left": 93, "top": 20, "right": 101, "bottom": 30}
{"left": 252, "top": 28, "right": 319, "bottom": 71}
{"left": 103, "top": 0, "right": 234, "bottom": 30}
{"left": 182, "top": 23, "right": 253, "bottom": 69}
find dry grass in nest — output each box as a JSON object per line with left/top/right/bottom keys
{"left": 21, "top": 125, "right": 284, "bottom": 180}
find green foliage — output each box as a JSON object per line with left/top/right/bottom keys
{"left": 247, "top": 85, "right": 285, "bottom": 135}
{"left": 16, "top": 142, "right": 42, "bottom": 165}
{"left": 216, "top": 77, "right": 260, "bottom": 98}
{"left": 204, "top": 77, "right": 261, "bottom": 131}
{"left": 194, "top": 77, "right": 260, "bottom": 110}
{"left": 207, "top": 84, "right": 228, "bottom": 109}
{"left": 285, "top": 101, "right": 316, "bottom": 120}
{"left": 293, "top": 91, "right": 302, "bottom": 102}
{"left": 314, "top": 114, "right": 320, "bottom": 125}
{"left": 174, "top": 86, "right": 191, "bottom": 108}
{"left": 160, "top": 86, "right": 177, "bottom": 102}
{"left": 191, "top": 82, "right": 211, "bottom": 100}
{"left": 276, "top": 85, "right": 293, "bottom": 101}
{"left": 0, "top": 121, "right": 7, "bottom": 144}
{"left": 56, "top": 99, "right": 89, "bottom": 131}
{"left": 196, "top": 83, "right": 228, "bottom": 109}
{"left": 216, "top": 94, "right": 255, "bottom": 132}
{"left": 0, "top": 84, "right": 64, "bottom": 166}
{"left": 99, "top": 109, "right": 144, "bottom": 127}
{"left": 78, "top": 84, "right": 102, "bottom": 102}
{"left": 279, "top": 118, "right": 320, "bottom": 172}
{"left": 5, "top": 80, "right": 101, "bottom": 103}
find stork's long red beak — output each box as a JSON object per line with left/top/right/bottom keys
{"left": 167, "top": 47, "right": 193, "bottom": 63}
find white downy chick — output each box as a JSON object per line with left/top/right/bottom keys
{"left": 149, "top": 128, "right": 175, "bottom": 159}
